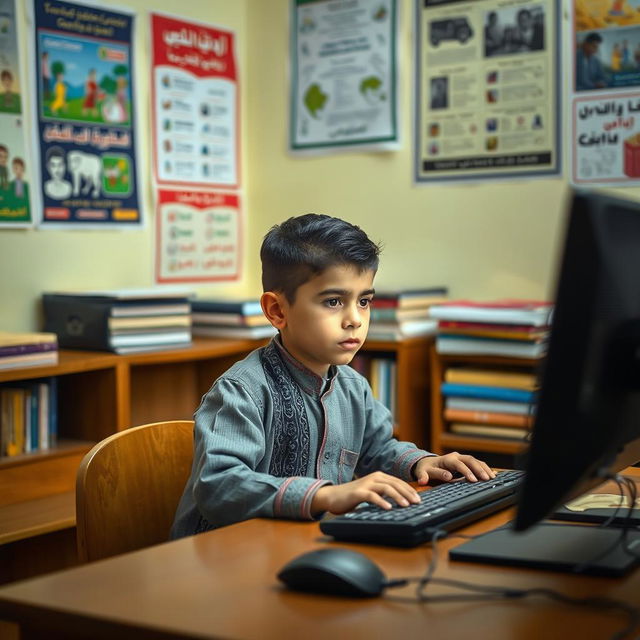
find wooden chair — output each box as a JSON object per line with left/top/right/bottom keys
{"left": 76, "top": 420, "right": 194, "bottom": 563}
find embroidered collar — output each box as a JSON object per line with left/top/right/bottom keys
{"left": 270, "top": 336, "right": 337, "bottom": 396}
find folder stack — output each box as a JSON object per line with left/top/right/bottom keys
{"left": 191, "top": 298, "right": 277, "bottom": 340}
{"left": 42, "top": 288, "right": 193, "bottom": 354}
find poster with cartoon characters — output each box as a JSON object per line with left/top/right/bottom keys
{"left": 155, "top": 189, "right": 241, "bottom": 283}
{"left": 0, "top": 0, "right": 33, "bottom": 226}
{"left": 289, "top": 0, "right": 399, "bottom": 153}
{"left": 150, "top": 13, "right": 239, "bottom": 189}
{"left": 414, "top": 0, "right": 561, "bottom": 183}
{"left": 30, "top": 0, "right": 141, "bottom": 226}
{"left": 571, "top": 0, "right": 640, "bottom": 185}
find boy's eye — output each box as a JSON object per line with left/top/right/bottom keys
{"left": 324, "top": 298, "right": 341, "bottom": 308}
{"left": 359, "top": 298, "right": 372, "bottom": 308}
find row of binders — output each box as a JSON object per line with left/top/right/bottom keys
{"left": 0, "top": 378, "right": 57, "bottom": 457}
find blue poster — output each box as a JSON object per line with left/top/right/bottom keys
{"left": 32, "top": 0, "right": 141, "bottom": 226}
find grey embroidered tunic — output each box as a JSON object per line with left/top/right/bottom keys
{"left": 170, "top": 337, "right": 432, "bottom": 538}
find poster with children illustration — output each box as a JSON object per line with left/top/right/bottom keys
{"left": 29, "top": 0, "right": 141, "bottom": 227}
{"left": 0, "top": 0, "right": 33, "bottom": 226}
{"left": 150, "top": 13, "right": 239, "bottom": 189}
{"left": 570, "top": 0, "right": 640, "bottom": 184}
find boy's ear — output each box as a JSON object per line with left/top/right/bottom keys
{"left": 260, "top": 291, "right": 287, "bottom": 330}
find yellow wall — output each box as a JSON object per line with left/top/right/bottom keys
{"left": 246, "top": 0, "right": 570, "bottom": 303}
{"left": 3, "top": 0, "right": 640, "bottom": 332}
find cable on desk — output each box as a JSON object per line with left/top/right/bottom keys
{"left": 383, "top": 529, "right": 640, "bottom": 640}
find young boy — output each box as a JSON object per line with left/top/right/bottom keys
{"left": 171, "top": 214, "right": 494, "bottom": 538}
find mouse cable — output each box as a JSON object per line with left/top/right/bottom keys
{"left": 383, "top": 530, "right": 640, "bottom": 640}
{"left": 573, "top": 474, "right": 640, "bottom": 573}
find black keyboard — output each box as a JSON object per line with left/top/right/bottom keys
{"left": 320, "top": 469, "right": 524, "bottom": 547}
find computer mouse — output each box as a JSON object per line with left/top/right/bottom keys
{"left": 277, "top": 547, "right": 388, "bottom": 598}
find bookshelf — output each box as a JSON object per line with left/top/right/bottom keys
{"left": 0, "top": 335, "right": 432, "bottom": 583}
{"left": 429, "top": 343, "right": 540, "bottom": 460}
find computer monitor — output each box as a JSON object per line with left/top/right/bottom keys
{"left": 515, "top": 189, "right": 640, "bottom": 531}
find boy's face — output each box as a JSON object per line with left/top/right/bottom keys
{"left": 277, "top": 264, "right": 375, "bottom": 377}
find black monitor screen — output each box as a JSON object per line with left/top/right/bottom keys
{"left": 515, "top": 189, "right": 640, "bottom": 531}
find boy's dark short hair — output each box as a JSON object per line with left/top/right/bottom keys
{"left": 261, "top": 214, "right": 381, "bottom": 302}
{"left": 585, "top": 32, "right": 602, "bottom": 44}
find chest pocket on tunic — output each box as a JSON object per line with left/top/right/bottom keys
{"left": 338, "top": 448, "right": 359, "bottom": 483}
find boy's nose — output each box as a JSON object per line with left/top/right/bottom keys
{"left": 343, "top": 306, "right": 363, "bottom": 329}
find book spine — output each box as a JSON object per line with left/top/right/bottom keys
{"left": 0, "top": 342, "right": 58, "bottom": 357}
{"left": 444, "top": 368, "right": 538, "bottom": 390}
{"left": 49, "top": 378, "right": 58, "bottom": 447}
{"left": 449, "top": 423, "right": 528, "bottom": 440}
{"left": 444, "top": 408, "right": 533, "bottom": 428}
{"left": 441, "top": 382, "right": 535, "bottom": 403}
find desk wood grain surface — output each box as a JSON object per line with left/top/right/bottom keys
{"left": 0, "top": 469, "right": 639, "bottom": 640}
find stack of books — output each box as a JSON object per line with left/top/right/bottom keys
{"left": 428, "top": 299, "right": 553, "bottom": 358}
{"left": 191, "top": 298, "right": 277, "bottom": 340}
{"left": 0, "top": 332, "right": 58, "bottom": 370}
{"left": 441, "top": 367, "right": 537, "bottom": 442}
{"left": 42, "top": 288, "right": 193, "bottom": 354}
{"left": 367, "top": 287, "right": 447, "bottom": 341}
{"left": 0, "top": 377, "right": 57, "bottom": 456}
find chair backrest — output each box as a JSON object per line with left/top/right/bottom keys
{"left": 76, "top": 420, "right": 194, "bottom": 563}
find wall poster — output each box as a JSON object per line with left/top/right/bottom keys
{"left": 415, "top": 0, "right": 561, "bottom": 183}
{"left": 150, "top": 12, "right": 239, "bottom": 189}
{"left": 571, "top": 0, "right": 640, "bottom": 186}
{"left": 290, "top": 0, "right": 400, "bottom": 153}
{"left": 155, "top": 189, "right": 241, "bottom": 284}
{"left": 29, "top": 0, "right": 141, "bottom": 227}
{"left": 150, "top": 12, "right": 241, "bottom": 285}
{"left": 0, "top": 0, "right": 33, "bottom": 226}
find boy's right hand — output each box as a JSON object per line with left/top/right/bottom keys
{"left": 311, "top": 471, "right": 421, "bottom": 516}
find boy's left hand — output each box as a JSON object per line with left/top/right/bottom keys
{"left": 413, "top": 452, "right": 496, "bottom": 486}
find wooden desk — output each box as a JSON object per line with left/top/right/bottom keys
{"left": 1, "top": 469, "right": 639, "bottom": 640}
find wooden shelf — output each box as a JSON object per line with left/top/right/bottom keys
{"left": 362, "top": 336, "right": 432, "bottom": 448}
{"left": 0, "top": 335, "right": 432, "bottom": 582}
{"left": 429, "top": 345, "right": 538, "bottom": 457}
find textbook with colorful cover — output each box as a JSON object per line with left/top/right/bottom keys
{"left": 437, "top": 321, "right": 548, "bottom": 341}
{"left": 440, "top": 382, "right": 535, "bottom": 404}
{"left": 444, "top": 407, "right": 534, "bottom": 428}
